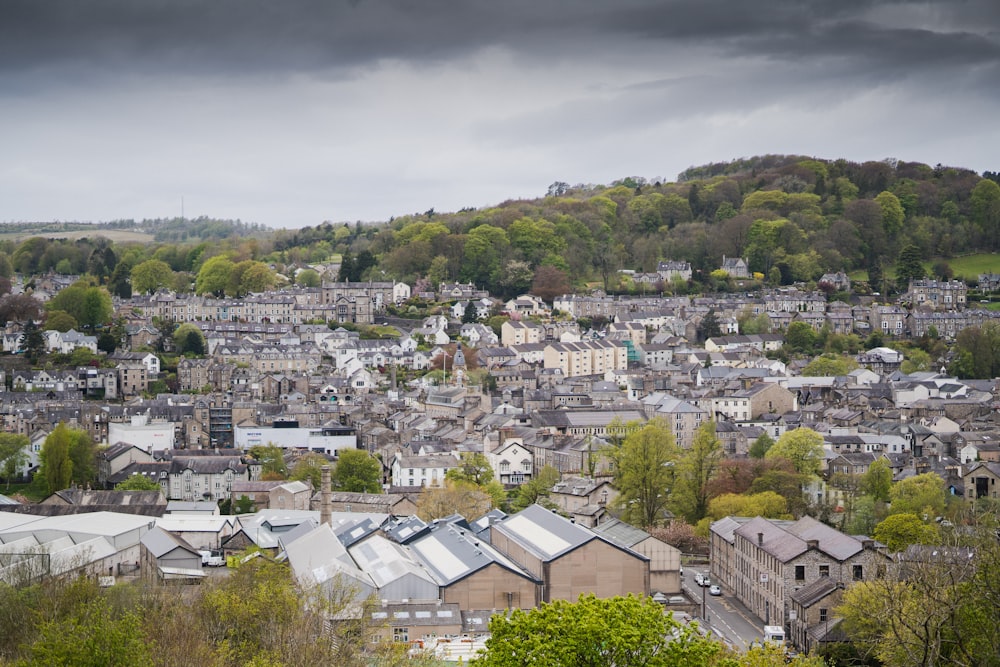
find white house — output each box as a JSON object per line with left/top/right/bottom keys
{"left": 390, "top": 452, "right": 458, "bottom": 488}
{"left": 487, "top": 438, "right": 534, "bottom": 486}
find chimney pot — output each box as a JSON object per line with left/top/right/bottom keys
{"left": 757, "top": 532, "right": 764, "bottom": 546}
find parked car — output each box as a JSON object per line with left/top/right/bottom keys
{"left": 709, "top": 585, "right": 722, "bottom": 596}
{"left": 694, "top": 573, "right": 711, "bottom": 587}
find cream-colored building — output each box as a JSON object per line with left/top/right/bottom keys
{"left": 543, "top": 340, "right": 628, "bottom": 378}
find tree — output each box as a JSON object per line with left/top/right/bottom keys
{"left": 38, "top": 422, "right": 96, "bottom": 493}
{"left": 249, "top": 444, "right": 287, "bottom": 479}
{"left": 529, "top": 265, "right": 571, "bottom": 303}
{"left": 889, "top": 472, "right": 946, "bottom": 517}
{"left": 114, "top": 473, "right": 163, "bottom": 491}
{"left": 748, "top": 433, "right": 774, "bottom": 459}
{"left": 472, "top": 593, "right": 728, "bottom": 667}
{"left": 331, "top": 449, "right": 382, "bottom": 493}
{"left": 446, "top": 452, "right": 495, "bottom": 487}
{"left": 416, "top": 480, "right": 495, "bottom": 521}
{"left": 707, "top": 491, "right": 790, "bottom": 521}
{"left": 895, "top": 244, "right": 925, "bottom": 290}
{"left": 801, "top": 353, "right": 859, "bottom": 376}
{"left": 43, "top": 309, "right": 79, "bottom": 333}
{"left": 606, "top": 418, "right": 679, "bottom": 529}
{"left": 462, "top": 301, "right": 478, "bottom": 324}
{"left": 0, "top": 292, "right": 42, "bottom": 325}
{"left": 295, "top": 268, "right": 321, "bottom": 287}
{"left": 696, "top": 309, "right": 722, "bottom": 342}
{"left": 130, "top": 259, "right": 174, "bottom": 294}
{"left": 860, "top": 458, "right": 892, "bottom": 503}
{"left": 784, "top": 321, "right": 818, "bottom": 354}
{"left": 765, "top": 427, "right": 824, "bottom": 477}
{"left": 671, "top": 421, "right": 723, "bottom": 523}
{"left": 173, "top": 323, "right": 206, "bottom": 355}
{"left": 289, "top": 452, "right": 330, "bottom": 491}
{"left": 19, "top": 318, "right": 46, "bottom": 361}
{"left": 971, "top": 178, "right": 1000, "bottom": 249}
{"left": 875, "top": 190, "right": 905, "bottom": 237}
{"left": 510, "top": 465, "right": 560, "bottom": 511}
{"left": 872, "top": 513, "right": 939, "bottom": 552}
{"left": 0, "top": 433, "right": 29, "bottom": 490}
{"left": 195, "top": 255, "right": 234, "bottom": 296}
{"left": 950, "top": 322, "right": 1000, "bottom": 379}
{"left": 22, "top": 596, "right": 153, "bottom": 667}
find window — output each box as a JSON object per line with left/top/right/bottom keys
{"left": 795, "top": 565, "right": 805, "bottom": 581}
{"left": 819, "top": 608, "right": 828, "bottom": 622}
{"left": 853, "top": 565, "right": 863, "bottom": 581}
{"left": 819, "top": 565, "right": 829, "bottom": 577}
{"left": 392, "top": 627, "right": 408, "bottom": 643}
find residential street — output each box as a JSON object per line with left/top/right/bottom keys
{"left": 683, "top": 567, "right": 765, "bottom": 650}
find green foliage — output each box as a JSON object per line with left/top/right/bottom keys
{"left": 872, "top": 512, "right": 939, "bottom": 552}
{"left": 130, "top": 259, "right": 174, "bottom": 295}
{"left": 860, "top": 458, "right": 892, "bottom": 503}
{"left": 114, "top": 473, "right": 163, "bottom": 492}
{"left": 472, "top": 593, "right": 729, "bottom": 667}
{"left": 248, "top": 444, "right": 287, "bottom": 479}
{"left": 46, "top": 281, "right": 112, "bottom": 329}
{"left": 42, "top": 310, "right": 78, "bottom": 333}
{"left": 173, "top": 323, "right": 206, "bottom": 356}
{"left": 707, "top": 491, "right": 790, "bottom": 521}
{"left": 195, "top": 255, "right": 234, "bottom": 296}
{"left": 889, "top": 472, "right": 946, "bottom": 518}
{"left": 784, "top": 321, "right": 818, "bottom": 355}
{"left": 950, "top": 322, "right": 1000, "bottom": 379}
{"left": 446, "top": 452, "right": 495, "bottom": 487}
{"left": 671, "top": 421, "right": 723, "bottom": 523}
{"left": 510, "top": 465, "right": 560, "bottom": 512}
{"left": 19, "top": 319, "right": 45, "bottom": 361}
{"left": 289, "top": 452, "right": 329, "bottom": 491}
{"left": 331, "top": 449, "right": 382, "bottom": 493}
{"left": 895, "top": 244, "right": 925, "bottom": 290}
{"left": 748, "top": 432, "right": 774, "bottom": 459}
{"left": 801, "top": 353, "right": 859, "bottom": 376}
{"left": 38, "top": 423, "right": 96, "bottom": 494}
{"left": 0, "top": 433, "right": 29, "bottom": 490}
{"left": 765, "top": 427, "right": 824, "bottom": 477}
{"left": 21, "top": 595, "right": 154, "bottom": 667}
{"left": 295, "top": 268, "right": 321, "bottom": 287}
{"left": 606, "top": 417, "right": 679, "bottom": 529}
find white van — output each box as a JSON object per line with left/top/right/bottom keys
{"left": 694, "top": 573, "right": 711, "bottom": 587}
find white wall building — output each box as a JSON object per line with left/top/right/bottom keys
{"left": 234, "top": 424, "right": 357, "bottom": 456}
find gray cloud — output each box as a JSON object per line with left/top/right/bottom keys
{"left": 0, "top": 0, "right": 998, "bottom": 227}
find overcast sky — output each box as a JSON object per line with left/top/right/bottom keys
{"left": 2, "top": 0, "right": 999, "bottom": 230}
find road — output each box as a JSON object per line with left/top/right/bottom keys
{"left": 682, "top": 566, "right": 765, "bottom": 650}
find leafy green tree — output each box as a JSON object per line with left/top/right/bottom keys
{"left": 462, "top": 224, "right": 508, "bottom": 286}
{"left": 446, "top": 452, "right": 495, "bottom": 487}
{"left": 748, "top": 432, "right": 774, "bottom": 459}
{"left": 950, "top": 322, "right": 1000, "bottom": 379}
{"left": 971, "top": 178, "right": 1000, "bottom": 249}
{"left": 416, "top": 480, "right": 494, "bottom": 521}
{"left": 784, "top": 321, "right": 818, "bottom": 354}
{"left": 248, "top": 444, "right": 288, "bottom": 479}
{"left": 765, "top": 427, "right": 824, "bottom": 477}
{"left": 462, "top": 301, "right": 478, "bottom": 324}
{"left": 872, "top": 512, "right": 939, "bottom": 552}
{"left": 0, "top": 433, "right": 29, "bottom": 490}
{"left": 895, "top": 244, "right": 925, "bottom": 290}
{"left": 606, "top": 418, "right": 679, "bottom": 529}
{"left": 671, "top": 421, "right": 723, "bottom": 523}
{"left": 707, "top": 491, "right": 790, "bottom": 521}
{"left": 289, "top": 452, "right": 330, "bottom": 491}
{"left": 331, "top": 449, "right": 382, "bottom": 493}
{"left": 900, "top": 347, "right": 932, "bottom": 375}
{"left": 39, "top": 422, "right": 96, "bottom": 493}
{"left": 195, "top": 255, "right": 234, "bottom": 296}
{"left": 472, "top": 593, "right": 728, "bottom": 667}
{"left": 875, "top": 190, "right": 905, "bottom": 237}
{"left": 802, "top": 353, "right": 859, "bottom": 376}
{"left": 173, "top": 323, "right": 206, "bottom": 355}
{"left": 696, "top": 309, "right": 722, "bottom": 342}
{"left": 510, "top": 465, "right": 560, "bottom": 511}
{"left": 860, "top": 458, "right": 892, "bottom": 503}
{"left": 114, "top": 473, "right": 163, "bottom": 491}
{"left": 130, "top": 259, "right": 175, "bottom": 295}
{"left": 22, "top": 596, "right": 153, "bottom": 667}
{"left": 295, "top": 268, "right": 321, "bottom": 287}
{"left": 889, "top": 472, "right": 946, "bottom": 517}
{"left": 43, "top": 310, "right": 78, "bottom": 332}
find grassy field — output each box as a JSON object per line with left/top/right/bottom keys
{"left": 0, "top": 228, "right": 155, "bottom": 243}
{"left": 848, "top": 252, "right": 1000, "bottom": 283}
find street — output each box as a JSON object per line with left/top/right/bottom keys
{"left": 682, "top": 566, "right": 765, "bottom": 650}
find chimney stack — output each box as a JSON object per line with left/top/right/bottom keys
{"left": 757, "top": 532, "right": 764, "bottom": 546}
{"left": 320, "top": 465, "right": 332, "bottom": 526}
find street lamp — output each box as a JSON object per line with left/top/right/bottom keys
{"left": 702, "top": 580, "right": 708, "bottom": 625}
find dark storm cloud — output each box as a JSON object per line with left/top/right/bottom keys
{"left": 4, "top": 0, "right": 997, "bottom": 80}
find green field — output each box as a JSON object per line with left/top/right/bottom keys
{"left": 849, "top": 252, "right": 1000, "bottom": 283}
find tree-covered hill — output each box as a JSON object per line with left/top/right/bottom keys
{"left": 277, "top": 155, "right": 1000, "bottom": 297}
